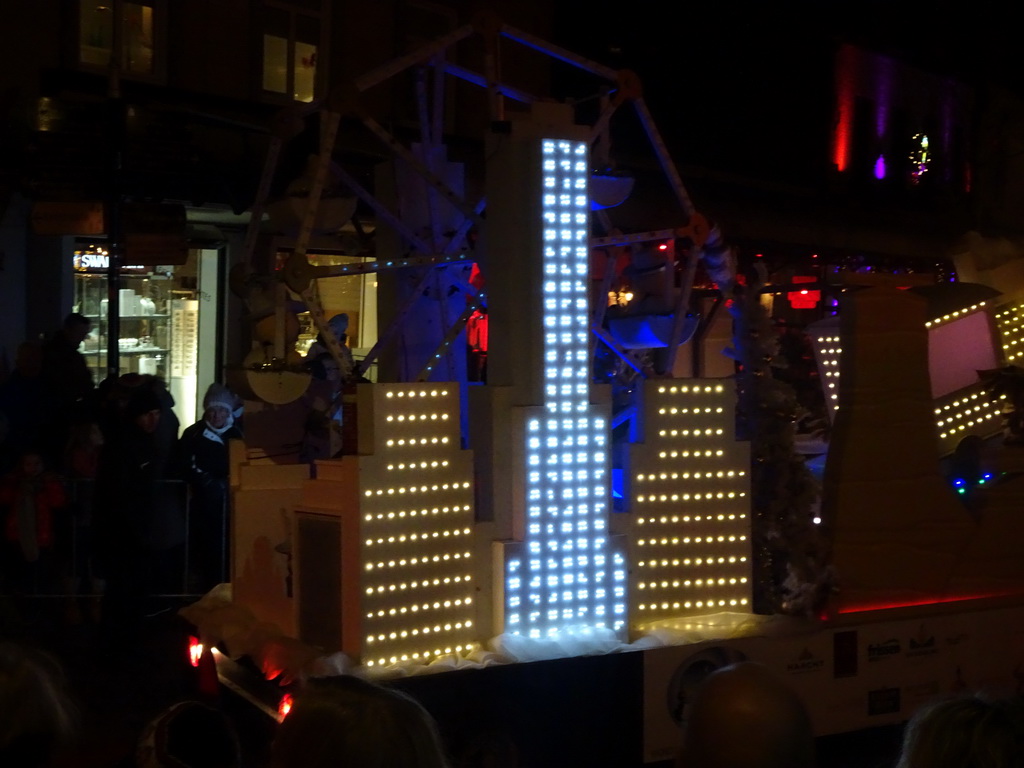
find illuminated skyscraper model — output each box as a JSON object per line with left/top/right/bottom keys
{"left": 292, "top": 383, "right": 477, "bottom": 668}
{"left": 474, "top": 106, "right": 626, "bottom": 640}
{"left": 627, "top": 380, "right": 752, "bottom": 629}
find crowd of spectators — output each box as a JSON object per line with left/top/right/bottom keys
{"left": 3, "top": 634, "right": 1024, "bottom": 768}
{"left": 0, "top": 308, "right": 362, "bottom": 629}
{"left": 0, "top": 314, "right": 242, "bottom": 633}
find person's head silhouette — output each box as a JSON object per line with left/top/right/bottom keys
{"left": 675, "top": 662, "right": 814, "bottom": 768}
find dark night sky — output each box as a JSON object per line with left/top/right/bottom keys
{"left": 550, "top": 2, "right": 1024, "bottom": 95}
{"left": 541, "top": 2, "right": 1024, "bottom": 185}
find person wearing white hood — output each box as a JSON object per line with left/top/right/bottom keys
{"left": 177, "top": 383, "right": 243, "bottom": 593}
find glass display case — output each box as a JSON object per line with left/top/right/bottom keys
{"left": 72, "top": 241, "right": 202, "bottom": 384}
{"left": 72, "top": 241, "right": 220, "bottom": 435}
{"left": 74, "top": 268, "right": 176, "bottom": 383}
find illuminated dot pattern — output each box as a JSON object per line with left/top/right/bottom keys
{"left": 361, "top": 383, "right": 477, "bottom": 668}
{"left": 503, "top": 139, "right": 626, "bottom": 640}
{"left": 996, "top": 302, "right": 1024, "bottom": 364}
{"left": 813, "top": 334, "right": 842, "bottom": 416}
{"left": 925, "top": 302, "right": 987, "bottom": 329}
{"left": 814, "top": 315, "right": 1005, "bottom": 454}
{"left": 629, "top": 380, "right": 752, "bottom": 625}
{"left": 934, "top": 384, "right": 1005, "bottom": 452}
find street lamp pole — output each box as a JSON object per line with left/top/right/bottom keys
{"left": 105, "top": 61, "right": 124, "bottom": 380}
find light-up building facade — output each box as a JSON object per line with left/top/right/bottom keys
{"left": 811, "top": 302, "right": 1005, "bottom": 454}
{"left": 810, "top": 326, "right": 843, "bottom": 421}
{"left": 995, "top": 300, "right": 1024, "bottom": 364}
{"left": 292, "top": 382, "right": 477, "bottom": 667}
{"left": 626, "top": 379, "right": 752, "bottom": 629}
{"left": 475, "top": 106, "right": 626, "bottom": 640}
{"left": 358, "top": 384, "right": 477, "bottom": 667}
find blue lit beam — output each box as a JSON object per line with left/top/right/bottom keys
{"left": 441, "top": 62, "right": 539, "bottom": 104}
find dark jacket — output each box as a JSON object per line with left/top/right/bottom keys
{"left": 178, "top": 420, "right": 243, "bottom": 486}
{"left": 93, "top": 417, "right": 186, "bottom": 566}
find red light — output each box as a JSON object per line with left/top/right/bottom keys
{"left": 834, "top": 47, "right": 855, "bottom": 171}
{"left": 188, "top": 636, "right": 204, "bottom": 668}
{"left": 837, "top": 592, "right": 1016, "bottom": 614}
{"left": 278, "top": 693, "right": 294, "bottom": 720}
{"left": 658, "top": 243, "right": 669, "bottom": 251}
{"left": 788, "top": 276, "right": 820, "bottom": 309}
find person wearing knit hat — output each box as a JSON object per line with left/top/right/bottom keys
{"left": 177, "top": 383, "right": 243, "bottom": 593}
{"left": 201, "top": 383, "right": 241, "bottom": 424}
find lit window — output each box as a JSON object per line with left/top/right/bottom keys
{"left": 262, "top": 2, "right": 323, "bottom": 103}
{"left": 79, "top": 0, "right": 160, "bottom": 78}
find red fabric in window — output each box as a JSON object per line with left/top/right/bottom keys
{"left": 467, "top": 311, "right": 488, "bottom": 352}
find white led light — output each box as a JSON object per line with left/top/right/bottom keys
{"left": 504, "top": 137, "right": 620, "bottom": 638}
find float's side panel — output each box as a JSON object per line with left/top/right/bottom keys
{"left": 231, "top": 463, "right": 309, "bottom": 638}
{"left": 642, "top": 604, "right": 1024, "bottom": 763}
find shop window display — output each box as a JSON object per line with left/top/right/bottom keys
{"left": 73, "top": 243, "right": 207, "bottom": 430}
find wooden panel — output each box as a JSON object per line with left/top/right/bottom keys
{"left": 295, "top": 511, "right": 343, "bottom": 653}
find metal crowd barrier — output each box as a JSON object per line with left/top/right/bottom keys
{"left": 2, "top": 477, "right": 228, "bottom": 601}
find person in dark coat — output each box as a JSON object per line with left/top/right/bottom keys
{"left": 0, "top": 342, "right": 46, "bottom": 474}
{"left": 92, "top": 384, "right": 165, "bottom": 639}
{"left": 39, "top": 313, "right": 95, "bottom": 467}
{"left": 177, "top": 383, "right": 242, "bottom": 593}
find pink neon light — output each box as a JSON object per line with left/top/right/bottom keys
{"left": 833, "top": 47, "right": 856, "bottom": 172}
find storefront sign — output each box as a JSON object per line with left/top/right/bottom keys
{"left": 72, "top": 247, "right": 147, "bottom": 273}
{"left": 77, "top": 250, "right": 109, "bottom": 270}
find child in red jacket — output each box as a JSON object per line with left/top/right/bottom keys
{"left": 1, "top": 448, "right": 67, "bottom": 596}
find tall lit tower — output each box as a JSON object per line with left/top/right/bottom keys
{"left": 472, "top": 104, "right": 627, "bottom": 640}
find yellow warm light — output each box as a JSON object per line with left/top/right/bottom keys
{"left": 630, "top": 380, "right": 752, "bottom": 626}
{"left": 358, "top": 383, "right": 476, "bottom": 668}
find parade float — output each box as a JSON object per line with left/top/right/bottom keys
{"left": 180, "top": 15, "right": 1024, "bottom": 766}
